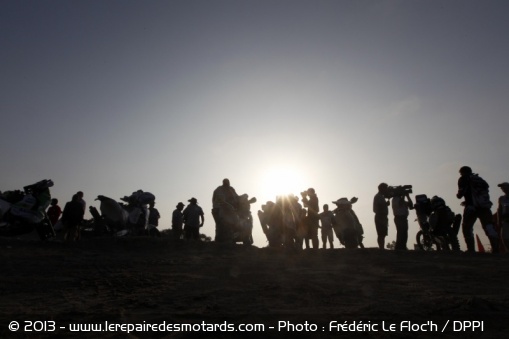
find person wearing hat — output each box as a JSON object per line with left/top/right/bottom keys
{"left": 373, "top": 183, "right": 390, "bottom": 250}
{"left": 183, "top": 198, "right": 204, "bottom": 240}
{"left": 171, "top": 202, "right": 185, "bottom": 240}
{"left": 497, "top": 182, "right": 509, "bottom": 249}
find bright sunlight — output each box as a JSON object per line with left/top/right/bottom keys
{"left": 259, "top": 166, "right": 308, "bottom": 201}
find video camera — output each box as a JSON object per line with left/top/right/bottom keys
{"left": 385, "top": 185, "right": 413, "bottom": 198}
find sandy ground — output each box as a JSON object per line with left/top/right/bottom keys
{"left": 1, "top": 233, "right": 508, "bottom": 339}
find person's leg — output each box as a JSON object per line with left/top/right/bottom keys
{"left": 478, "top": 208, "right": 498, "bottom": 253}
{"left": 328, "top": 229, "right": 334, "bottom": 248}
{"left": 399, "top": 217, "right": 408, "bottom": 250}
{"left": 502, "top": 221, "right": 509, "bottom": 250}
{"left": 462, "top": 207, "right": 477, "bottom": 252}
{"left": 394, "top": 217, "right": 402, "bottom": 250}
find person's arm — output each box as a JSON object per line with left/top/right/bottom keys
{"left": 457, "top": 177, "right": 465, "bottom": 199}
{"left": 406, "top": 194, "right": 414, "bottom": 210}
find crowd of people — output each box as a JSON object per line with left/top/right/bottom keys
{"left": 255, "top": 165, "right": 508, "bottom": 253}
{"left": 373, "top": 166, "right": 508, "bottom": 253}
{"left": 3, "top": 165, "right": 506, "bottom": 253}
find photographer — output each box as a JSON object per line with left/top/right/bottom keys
{"left": 390, "top": 187, "right": 414, "bottom": 251}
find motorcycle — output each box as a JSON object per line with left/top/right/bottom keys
{"left": 84, "top": 191, "right": 159, "bottom": 237}
{"left": 0, "top": 179, "right": 56, "bottom": 240}
{"left": 415, "top": 194, "right": 461, "bottom": 251}
{"left": 332, "top": 198, "right": 363, "bottom": 249}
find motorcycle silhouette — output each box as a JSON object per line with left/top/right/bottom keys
{"left": 0, "top": 179, "right": 56, "bottom": 240}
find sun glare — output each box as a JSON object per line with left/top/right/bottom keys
{"left": 260, "top": 166, "right": 307, "bottom": 201}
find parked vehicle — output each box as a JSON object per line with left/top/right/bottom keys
{"left": 0, "top": 179, "right": 55, "bottom": 240}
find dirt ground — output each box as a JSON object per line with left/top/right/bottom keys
{"left": 1, "top": 234, "right": 508, "bottom": 339}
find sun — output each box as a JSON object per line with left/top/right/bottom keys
{"left": 259, "top": 166, "right": 307, "bottom": 201}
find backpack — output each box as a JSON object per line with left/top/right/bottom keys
{"left": 469, "top": 174, "right": 492, "bottom": 208}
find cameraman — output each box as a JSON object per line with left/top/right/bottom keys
{"left": 391, "top": 189, "right": 414, "bottom": 251}
{"left": 373, "top": 183, "right": 390, "bottom": 249}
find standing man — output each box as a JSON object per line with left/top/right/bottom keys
{"left": 148, "top": 201, "right": 160, "bottom": 227}
{"left": 172, "top": 202, "right": 185, "bottom": 240}
{"left": 373, "top": 183, "right": 390, "bottom": 250}
{"left": 457, "top": 166, "right": 498, "bottom": 253}
{"left": 62, "top": 194, "right": 84, "bottom": 242}
{"left": 212, "top": 178, "right": 239, "bottom": 210}
{"left": 302, "top": 188, "right": 320, "bottom": 249}
{"left": 391, "top": 191, "right": 414, "bottom": 250}
{"left": 212, "top": 178, "right": 239, "bottom": 242}
{"left": 76, "top": 191, "right": 86, "bottom": 214}
{"left": 183, "top": 197, "right": 204, "bottom": 240}
{"left": 319, "top": 204, "right": 335, "bottom": 249}
{"left": 497, "top": 182, "right": 509, "bottom": 250}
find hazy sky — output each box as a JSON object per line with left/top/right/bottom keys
{"left": 2, "top": 0, "right": 508, "bottom": 248}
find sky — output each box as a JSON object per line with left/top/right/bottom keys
{"left": 1, "top": 0, "right": 508, "bottom": 249}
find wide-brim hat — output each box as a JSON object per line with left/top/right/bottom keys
{"left": 498, "top": 182, "right": 509, "bottom": 188}
{"left": 176, "top": 202, "right": 185, "bottom": 208}
{"left": 188, "top": 197, "right": 197, "bottom": 203}
{"left": 332, "top": 197, "right": 351, "bottom": 206}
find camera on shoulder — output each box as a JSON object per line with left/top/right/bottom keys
{"left": 386, "top": 185, "right": 413, "bottom": 198}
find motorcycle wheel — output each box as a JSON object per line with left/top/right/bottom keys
{"left": 416, "top": 230, "right": 441, "bottom": 251}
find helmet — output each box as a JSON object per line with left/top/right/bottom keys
{"left": 430, "top": 196, "right": 446, "bottom": 209}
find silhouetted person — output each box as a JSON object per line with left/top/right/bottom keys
{"left": 456, "top": 166, "right": 498, "bottom": 253}
{"left": 373, "top": 183, "right": 390, "bottom": 249}
{"left": 391, "top": 192, "right": 414, "bottom": 250}
{"left": 302, "top": 188, "right": 319, "bottom": 249}
{"left": 319, "top": 204, "right": 335, "bottom": 249}
{"left": 429, "top": 196, "right": 461, "bottom": 251}
{"left": 496, "top": 182, "right": 509, "bottom": 250}
{"left": 76, "top": 191, "right": 86, "bottom": 214}
{"left": 258, "top": 200, "right": 284, "bottom": 247}
{"left": 172, "top": 202, "right": 185, "bottom": 240}
{"left": 62, "top": 194, "right": 84, "bottom": 242}
{"left": 148, "top": 201, "right": 160, "bottom": 227}
{"left": 47, "top": 198, "right": 62, "bottom": 227}
{"left": 183, "top": 197, "right": 204, "bottom": 240}
{"left": 212, "top": 178, "right": 239, "bottom": 242}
